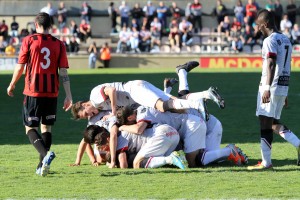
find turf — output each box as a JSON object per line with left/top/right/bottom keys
{"left": 1, "top": 68, "right": 300, "bottom": 199}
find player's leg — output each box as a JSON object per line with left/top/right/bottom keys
{"left": 205, "top": 115, "right": 223, "bottom": 151}
{"left": 272, "top": 120, "right": 300, "bottom": 166}
{"left": 163, "top": 78, "right": 178, "bottom": 94}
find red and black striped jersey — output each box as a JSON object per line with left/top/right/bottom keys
{"left": 18, "top": 33, "right": 69, "bottom": 97}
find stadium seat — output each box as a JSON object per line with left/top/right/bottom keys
{"left": 192, "top": 36, "right": 201, "bottom": 45}
{"left": 201, "top": 36, "right": 211, "bottom": 45}
{"left": 201, "top": 27, "right": 210, "bottom": 34}
{"left": 201, "top": 45, "right": 211, "bottom": 53}
{"left": 191, "top": 45, "right": 201, "bottom": 53}
{"left": 252, "top": 44, "right": 262, "bottom": 53}
{"left": 160, "top": 45, "right": 171, "bottom": 53}
{"left": 242, "top": 45, "right": 252, "bottom": 53}
{"left": 292, "top": 44, "right": 300, "bottom": 53}
{"left": 211, "top": 45, "right": 222, "bottom": 53}
{"left": 181, "top": 45, "right": 191, "bottom": 53}
{"left": 161, "top": 36, "right": 169, "bottom": 45}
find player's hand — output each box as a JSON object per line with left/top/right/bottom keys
{"left": 63, "top": 97, "right": 73, "bottom": 111}
{"left": 92, "top": 161, "right": 100, "bottom": 167}
{"left": 7, "top": 84, "right": 15, "bottom": 97}
{"left": 262, "top": 90, "right": 271, "bottom": 103}
{"left": 108, "top": 161, "right": 116, "bottom": 168}
{"left": 119, "top": 125, "right": 125, "bottom": 131}
{"left": 69, "top": 163, "right": 80, "bottom": 166}
{"left": 102, "top": 113, "right": 114, "bottom": 121}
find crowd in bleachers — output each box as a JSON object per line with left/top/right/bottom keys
{"left": 1, "top": 0, "right": 300, "bottom": 56}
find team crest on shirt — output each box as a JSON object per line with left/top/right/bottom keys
{"left": 277, "top": 40, "right": 281, "bottom": 45}
{"left": 140, "top": 108, "right": 147, "bottom": 113}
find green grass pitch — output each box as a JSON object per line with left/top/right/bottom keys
{"left": 1, "top": 67, "right": 300, "bottom": 199}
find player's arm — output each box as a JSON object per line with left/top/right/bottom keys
{"left": 7, "top": 63, "right": 25, "bottom": 97}
{"left": 118, "top": 152, "right": 128, "bottom": 169}
{"left": 119, "top": 121, "right": 148, "bottom": 135}
{"left": 59, "top": 68, "right": 73, "bottom": 111}
{"left": 108, "top": 125, "right": 118, "bottom": 168}
{"left": 70, "top": 138, "right": 87, "bottom": 166}
{"left": 262, "top": 57, "right": 276, "bottom": 103}
{"left": 103, "top": 86, "right": 117, "bottom": 116}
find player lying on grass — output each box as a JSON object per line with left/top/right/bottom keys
{"left": 83, "top": 123, "right": 188, "bottom": 169}
{"left": 71, "top": 61, "right": 224, "bottom": 122}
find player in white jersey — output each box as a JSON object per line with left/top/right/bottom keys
{"left": 70, "top": 61, "right": 225, "bottom": 121}
{"left": 83, "top": 124, "right": 187, "bottom": 169}
{"left": 248, "top": 9, "right": 300, "bottom": 170}
{"left": 162, "top": 61, "right": 248, "bottom": 166}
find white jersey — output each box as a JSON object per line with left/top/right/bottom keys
{"left": 90, "top": 82, "right": 135, "bottom": 110}
{"left": 95, "top": 116, "right": 118, "bottom": 132}
{"left": 261, "top": 32, "right": 292, "bottom": 96}
{"left": 87, "top": 111, "right": 110, "bottom": 125}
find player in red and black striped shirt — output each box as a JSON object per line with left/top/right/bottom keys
{"left": 7, "top": 12, "right": 72, "bottom": 176}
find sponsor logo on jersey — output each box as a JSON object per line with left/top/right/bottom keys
{"left": 28, "top": 117, "right": 39, "bottom": 121}
{"left": 278, "top": 76, "right": 289, "bottom": 86}
{"left": 277, "top": 39, "right": 281, "bottom": 45}
{"left": 166, "top": 131, "right": 178, "bottom": 137}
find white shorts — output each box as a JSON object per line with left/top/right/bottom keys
{"left": 137, "top": 124, "right": 179, "bottom": 158}
{"left": 205, "top": 115, "right": 223, "bottom": 151}
{"left": 179, "top": 114, "right": 207, "bottom": 153}
{"left": 256, "top": 91, "right": 286, "bottom": 120}
{"left": 124, "top": 80, "right": 171, "bottom": 108}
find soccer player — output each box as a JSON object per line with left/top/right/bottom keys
{"left": 6, "top": 13, "right": 73, "bottom": 176}
{"left": 71, "top": 61, "right": 224, "bottom": 121}
{"left": 248, "top": 9, "right": 300, "bottom": 170}
{"left": 84, "top": 124, "right": 187, "bottom": 170}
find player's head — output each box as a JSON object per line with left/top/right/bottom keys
{"left": 71, "top": 100, "right": 100, "bottom": 120}
{"left": 255, "top": 9, "right": 276, "bottom": 36}
{"left": 116, "top": 105, "right": 137, "bottom": 125}
{"left": 83, "top": 125, "right": 110, "bottom": 147}
{"left": 35, "top": 12, "right": 53, "bottom": 32}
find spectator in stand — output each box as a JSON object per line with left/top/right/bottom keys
{"left": 178, "top": 17, "right": 193, "bottom": 48}
{"left": 108, "top": 2, "right": 118, "bottom": 33}
{"left": 131, "top": 18, "right": 140, "bottom": 31}
{"left": 150, "top": 17, "right": 162, "bottom": 33}
{"left": 100, "top": 42, "right": 111, "bottom": 68}
{"left": 282, "top": 27, "right": 292, "bottom": 42}
{"left": 139, "top": 25, "right": 151, "bottom": 52}
{"left": 169, "top": 18, "right": 179, "bottom": 30}
{"left": 57, "top": 1, "right": 68, "bottom": 25}
{"left": 212, "top": 0, "right": 227, "bottom": 25}
{"left": 234, "top": 0, "right": 244, "bottom": 26}
{"left": 241, "top": 24, "right": 255, "bottom": 46}
{"left": 5, "top": 41, "right": 16, "bottom": 56}
{"left": 286, "top": 0, "right": 297, "bottom": 27}
{"left": 280, "top": 14, "right": 292, "bottom": 33}
{"left": 81, "top": 1, "right": 92, "bottom": 23}
{"left": 79, "top": 19, "right": 91, "bottom": 42}
{"left": 245, "top": 0, "right": 257, "bottom": 26}
{"left": 68, "top": 36, "right": 79, "bottom": 53}
{"left": 190, "top": 0, "right": 202, "bottom": 33}
{"left": 150, "top": 25, "right": 161, "bottom": 49}
{"left": 141, "top": 17, "right": 150, "bottom": 31}
{"left": 129, "top": 27, "right": 140, "bottom": 53}
{"left": 291, "top": 24, "right": 300, "bottom": 44}
{"left": 88, "top": 42, "right": 97, "bottom": 69}
{"left": 265, "top": 0, "right": 275, "bottom": 12}
{"left": 57, "top": 14, "right": 66, "bottom": 30}
{"left": 274, "top": 0, "right": 283, "bottom": 30}
{"left": 119, "top": 1, "right": 130, "bottom": 28}
{"left": 143, "top": 1, "right": 156, "bottom": 25}
{"left": 10, "top": 16, "right": 19, "bottom": 37}
{"left": 0, "top": 35, "right": 8, "bottom": 53}
{"left": 231, "top": 17, "right": 242, "bottom": 31}
{"left": 229, "top": 23, "right": 243, "bottom": 52}
{"left": 185, "top": 3, "right": 192, "bottom": 23}
{"left": 0, "top": 20, "right": 9, "bottom": 40}
{"left": 70, "top": 19, "right": 79, "bottom": 37}
{"left": 217, "top": 15, "right": 231, "bottom": 37}
{"left": 116, "top": 26, "right": 132, "bottom": 53}
{"left": 40, "top": 2, "right": 57, "bottom": 22}
{"left": 156, "top": 1, "right": 168, "bottom": 30}
{"left": 169, "top": 25, "right": 180, "bottom": 52}
{"left": 170, "top": 2, "right": 181, "bottom": 22}
{"left": 131, "top": 3, "right": 144, "bottom": 28}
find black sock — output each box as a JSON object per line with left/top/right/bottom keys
{"left": 195, "top": 151, "right": 205, "bottom": 167}
{"left": 140, "top": 158, "right": 150, "bottom": 168}
{"left": 27, "top": 129, "right": 47, "bottom": 169}
{"left": 178, "top": 90, "right": 190, "bottom": 97}
{"left": 38, "top": 132, "right": 52, "bottom": 168}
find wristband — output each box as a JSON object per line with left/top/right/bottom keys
{"left": 264, "top": 85, "right": 270, "bottom": 91}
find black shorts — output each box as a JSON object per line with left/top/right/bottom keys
{"left": 23, "top": 96, "right": 57, "bottom": 127}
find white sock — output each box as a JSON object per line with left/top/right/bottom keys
{"left": 145, "top": 157, "right": 167, "bottom": 168}
{"left": 201, "top": 148, "right": 231, "bottom": 165}
{"left": 178, "top": 69, "right": 189, "bottom": 91}
{"left": 261, "top": 138, "right": 272, "bottom": 167}
{"left": 172, "top": 99, "right": 198, "bottom": 110}
{"left": 186, "top": 91, "right": 209, "bottom": 101}
{"left": 279, "top": 130, "right": 300, "bottom": 148}
{"left": 164, "top": 87, "right": 172, "bottom": 94}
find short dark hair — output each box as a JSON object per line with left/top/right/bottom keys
{"left": 83, "top": 125, "right": 109, "bottom": 145}
{"left": 257, "top": 9, "right": 275, "bottom": 26}
{"left": 35, "top": 12, "right": 53, "bottom": 30}
{"left": 116, "top": 105, "right": 135, "bottom": 125}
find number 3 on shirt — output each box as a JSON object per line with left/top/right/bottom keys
{"left": 41, "top": 47, "right": 50, "bottom": 69}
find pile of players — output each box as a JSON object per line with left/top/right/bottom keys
{"left": 70, "top": 61, "right": 249, "bottom": 170}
